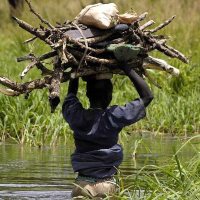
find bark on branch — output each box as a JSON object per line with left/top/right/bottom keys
{"left": 1, "top": 1, "right": 188, "bottom": 112}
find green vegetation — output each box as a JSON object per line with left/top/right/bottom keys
{"left": 0, "top": 0, "right": 200, "bottom": 145}
{"left": 110, "top": 136, "right": 200, "bottom": 200}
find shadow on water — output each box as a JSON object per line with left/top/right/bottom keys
{"left": 0, "top": 135, "right": 198, "bottom": 199}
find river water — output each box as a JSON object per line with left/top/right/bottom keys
{"left": 0, "top": 135, "right": 198, "bottom": 199}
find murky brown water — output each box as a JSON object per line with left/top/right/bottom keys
{"left": 0, "top": 135, "right": 198, "bottom": 199}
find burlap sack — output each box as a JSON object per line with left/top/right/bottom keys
{"left": 74, "top": 3, "right": 119, "bottom": 29}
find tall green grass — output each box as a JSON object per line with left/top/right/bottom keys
{"left": 0, "top": 0, "right": 200, "bottom": 144}
{"left": 107, "top": 136, "right": 200, "bottom": 200}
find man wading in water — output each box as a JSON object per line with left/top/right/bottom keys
{"left": 62, "top": 48, "right": 154, "bottom": 198}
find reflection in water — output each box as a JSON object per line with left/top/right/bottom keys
{"left": 0, "top": 136, "right": 197, "bottom": 199}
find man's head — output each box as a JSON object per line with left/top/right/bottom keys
{"left": 86, "top": 79, "right": 113, "bottom": 109}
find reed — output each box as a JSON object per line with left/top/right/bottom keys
{"left": 109, "top": 136, "right": 200, "bottom": 199}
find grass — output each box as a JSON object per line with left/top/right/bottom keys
{"left": 0, "top": 0, "right": 200, "bottom": 145}
{"left": 107, "top": 136, "right": 200, "bottom": 200}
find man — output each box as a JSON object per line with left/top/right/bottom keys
{"left": 62, "top": 62, "right": 153, "bottom": 199}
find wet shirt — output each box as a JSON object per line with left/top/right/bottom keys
{"left": 62, "top": 93, "right": 146, "bottom": 179}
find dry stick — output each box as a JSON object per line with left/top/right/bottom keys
{"left": 25, "top": 0, "right": 55, "bottom": 29}
{"left": 154, "top": 42, "right": 188, "bottom": 63}
{"left": 48, "top": 58, "right": 64, "bottom": 112}
{"left": 38, "top": 51, "right": 57, "bottom": 61}
{"left": 69, "top": 49, "right": 117, "bottom": 65}
{"left": 144, "top": 56, "right": 180, "bottom": 76}
{"left": 139, "top": 20, "right": 155, "bottom": 31}
{"left": 72, "top": 22, "right": 88, "bottom": 69}
{"left": 0, "top": 88, "right": 20, "bottom": 96}
{"left": 158, "top": 39, "right": 167, "bottom": 45}
{"left": 0, "top": 65, "right": 126, "bottom": 97}
{"left": 70, "top": 67, "right": 123, "bottom": 79}
{"left": 19, "top": 51, "right": 57, "bottom": 78}
{"left": 0, "top": 77, "right": 20, "bottom": 91}
{"left": 59, "top": 39, "right": 68, "bottom": 64}
{"left": 20, "top": 58, "right": 53, "bottom": 77}
{"left": 21, "top": 61, "right": 38, "bottom": 78}
{"left": 149, "top": 15, "right": 176, "bottom": 33}
{"left": 141, "top": 31, "right": 188, "bottom": 63}
{"left": 48, "top": 68, "right": 63, "bottom": 111}
{"left": 17, "top": 54, "right": 35, "bottom": 62}
{"left": 17, "top": 51, "right": 57, "bottom": 62}
{"left": 23, "top": 36, "right": 37, "bottom": 44}
{"left": 147, "top": 39, "right": 167, "bottom": 50}
{"left": 56, "top": 35, "right": 105, "bottom": 54}
{"left": 164, "top": 44, "right": 189, "bottom": 64}
{"left": 151, "top": 39, "right": 183, "bottom": 60}
{"left": 0, "top": 76, "right": 50, "bottom": 93}
{"left": 64, "top": 49, "right": 79, "bottom": 66}
{"left": 0, "top": 72, "right": 71, "bottom": 96}
{"left": 35, "top": 62, "right": 53, "bottom": 76}
{"left": 13, "top": 17, "right": 53, "bottom": 45}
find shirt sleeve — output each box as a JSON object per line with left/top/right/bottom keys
{"left": 62, "top": 93, "right": 83, "bottom": 128}
{"left": 106, "top": 98, "right": 146, "bottom": 129}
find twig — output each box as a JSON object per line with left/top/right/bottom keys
{"left": 69, "top": 49, "right": 117, "bottom": 65}
{"left": 72, "top": 22, "right": 88, "bottom": 69}
{"left": 25, "top": 0, "right": 55, "bottom": 29}
{"left": 163, "top": 44, "right": 189, "bottom": 64}
{"left": 0, "top": 76, "right": 48, "bottom": 92}
{"left": 144, "top": 56, "right": 180, "bottom": 76}
{"left": 64, "top": 49, "right": 79, "bottom": 66}
{"left": 70, "top": 67, "right": 122, "bottom": 79}
{"left": 13, "top": 17, "right": 53, "bottom": 45}
{"left": 53, "top": 35, "right": 104, "bottom": 54}
{"left": 19, "top": 52, "right": 56, "bottom": 78}
{"left": 149, "top": 15, "right": 176, "bottom": 33}
{"left": 0, "top": 88, "right": 20, "bottom": 96}
{"left": 140, "top": 31, "right": 187, "bottom": 63}
{"left": 23, "top": 36, "right": 37, "bottom": 44}
{"left": 17, "top": 51, "right": 57, "bottom": 62}
{"left": 140, "top": 20, "right": 155, "bottom": 30}
{"left": 35, "top": 62, "right": 53, "bottom": 76}
{"left": 20, "top": 61, "right": 38, "bottom": 78}
{"left": 49, "top": 64, "right": 64, "bottom": 112}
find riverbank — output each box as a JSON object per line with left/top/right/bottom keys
{"left": 0, "top": 0, "right": 200, "bottom": 145}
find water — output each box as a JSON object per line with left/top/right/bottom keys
{"left": 0, "top": 135, "right": 198, "bottom": 199}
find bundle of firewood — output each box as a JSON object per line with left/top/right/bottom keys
{"left": 0, "top": 0, "right": 188, "bottom": 112}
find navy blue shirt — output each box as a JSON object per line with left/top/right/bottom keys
{"left": 62, "top": 93, "right": 146, "bottom": 178}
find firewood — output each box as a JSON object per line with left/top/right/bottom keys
{"left": 0, "top": 1, "right": 188, "bottom": 112}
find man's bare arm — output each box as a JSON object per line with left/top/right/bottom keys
{"left": 67, "top": 78, "right": 79, "bottom": 96}
{"left": 121, "top": 64, "right": 153, "bottom": 107}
